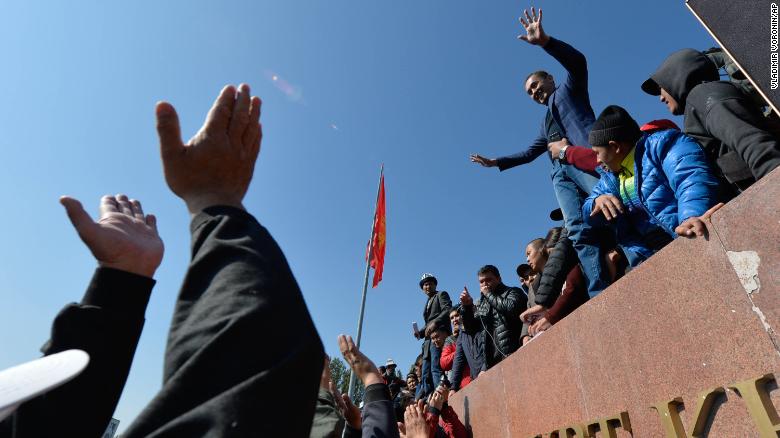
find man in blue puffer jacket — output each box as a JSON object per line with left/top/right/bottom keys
{"left": 582, "top": 105, "right": 722, "bottom": 267}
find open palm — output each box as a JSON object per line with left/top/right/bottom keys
{"left": 518, "top": 7, "right": 549, "bottom": 46}
{"left": 61, "top": 194, "right": 164, "bottom": 278}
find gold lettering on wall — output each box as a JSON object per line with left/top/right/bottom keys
{"left": 550, "top": 425, "right": 587, "bottom": 438}
{"left": 586, "top": 411, "right": 632, "bottom": 438}
{"left": 651, "top": 386, "right": 724, "bottom": 437}
{"left": 728, "top": 373, "right": 780, "bottom": 437}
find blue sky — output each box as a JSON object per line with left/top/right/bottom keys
{"left": 0, "top": 0, "right": 716, "bottom": 431}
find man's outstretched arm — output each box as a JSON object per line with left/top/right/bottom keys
{"left": 471, "top": 128, "right": 548, "bottom": 172}
{"left": 123, "top": 84, "right": 324, "bottom": 437}
{"left": 1, "top": 195, "right": 163, "bottom": 438}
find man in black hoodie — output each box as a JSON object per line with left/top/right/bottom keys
{"left": 642, "top": 49, "right": 780, "bottom": 192}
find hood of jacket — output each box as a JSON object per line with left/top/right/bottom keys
{"left": 641, "top": 49, "right": 719, "bottom": 115}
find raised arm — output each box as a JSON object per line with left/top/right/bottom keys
{"left": 122, "top": 84, "right": 325, "bottom": 437}
{"left": 517, "top": 7, "right": 588, "bottom": 92}
{"left": 2, "top": 195, "right": 163, "bottom": 438}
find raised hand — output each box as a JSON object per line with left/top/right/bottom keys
{"left": 675, "top": 203, "right": 724, "bottom": 239}
{"left": 591, "top": 194, "right": 625, "bottom": 221}
{"left": 156, "top": 84, "right": 262, "bottom": 214}
{"left": 60, "top": 195, "right": 164, "bottom": 278}
{"left": 403, "top": 400, "right": 430, "bottom": 438}
{"left": 460, "top": 286, "right": 473, "bottom": 306}
{"left": 330, "top": 382, "right": 362, "bottom": 429}
{"left": 518, "top": 7, "right": 549, "bottom": 46}
{"left": 431, "top": 385, "right": 449, "bottom": 410}
{"left": 338, "top": 334, "right": 383, "bottom": 387}
{"left": 469, "top": 154, "right": 497, "bottom": 168}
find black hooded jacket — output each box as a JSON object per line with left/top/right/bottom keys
{"left": 643, "top": 49, "right": 780, "bottom": 187}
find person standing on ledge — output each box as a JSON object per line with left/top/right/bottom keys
{"left": 470, "top": 7, "right": 609, "bottom": 298}
{"left": 415, "top": 273, "right": 451, "bottom": 399}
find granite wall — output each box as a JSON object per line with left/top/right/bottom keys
{"left": 448, "top": 168, "right": 780, "bottom": 437}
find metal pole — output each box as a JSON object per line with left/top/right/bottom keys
{"left": 346, "top": 164, "right": 384, "bottom": 401}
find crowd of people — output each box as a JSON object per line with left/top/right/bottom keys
{"left": 0, "top": 5, "right": 778, "bottom": 438}
{"left": 313, "top": 7, "right": 780, "bottom": 438}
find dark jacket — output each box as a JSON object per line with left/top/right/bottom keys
{"left": 423, "top": 291, "right": 453, "bottom": 332}
{"left": 422, "top": 291, "right": 452, "bottom": 361}
{"left": 462, "top": 285, "right": 526, "bottom": 367}
{"left": 357, "top": 384, "right": 401, "bottom": 438}
{"left": 584, "top": 130, "right": 720, "bottom": 265}
{"left": 497, "top": 37, "right": 595, "bottom": 170}
{"left": 645, "top": 49, "right": 780, "bottom": 187}
{"left": 450, "top": 331, "right": 484, "bottom": 390}
{"left": 533, "top": 229, "right": 578, "bottom": 309}
{"left": 123, "top": 207, "right": 325, "bottom": 437}
{"left": 0, "top": 268, "right": 155, "bottom": 438}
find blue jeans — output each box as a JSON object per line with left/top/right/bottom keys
{"left": 430, "top": 343, "right": 443, "bottom": 388}
{"left": 550, "top": 161, "right": 608, "bottom": 297}
{"left": 419, "top": 340, "right": 443, "bottom": 399}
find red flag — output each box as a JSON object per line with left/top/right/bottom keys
{"left": 369, "top": 174, "right": 386, "bottom": 287}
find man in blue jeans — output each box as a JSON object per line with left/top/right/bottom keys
{"left": 470, "top": 7, "right": 608, "bottom": 296}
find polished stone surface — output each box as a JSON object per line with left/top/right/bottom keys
{"left": 449, "top": 167, "right": 780, "bottom": 437}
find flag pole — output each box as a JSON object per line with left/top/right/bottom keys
{"left": 346, "top": 164, "right": 384, "bottom": 401}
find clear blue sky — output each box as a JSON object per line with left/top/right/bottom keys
{"left": 0, "top": 0, "right": 715, "bottom": 431}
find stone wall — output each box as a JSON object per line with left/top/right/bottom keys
{"left": 448, "top": 168, "right": 780, "bottom": 437}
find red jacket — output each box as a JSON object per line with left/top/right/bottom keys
{"left": 425, "top": 405, "right": 468, "bottom": 438}
{"left": 440, "top": 336, "right": 471, "bottom": 388}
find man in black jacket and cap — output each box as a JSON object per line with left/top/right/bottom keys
{"left": 459, "top": 265, "right": 526, "bottom": 369}
{"left": 416, "top": 273, "right": 452, "bottom": 399}
{"left": 642, "top": 48, "right": 780, "bottom": 192}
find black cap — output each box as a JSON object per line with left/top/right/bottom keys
{"left": 549, "top": 208, "right": 563, "bottom": 221}
{"left": 588, "top": 105, "right": 641, "bottom": 147}
{"left": 516, "top": 263, "right": 532, "bottom": 279}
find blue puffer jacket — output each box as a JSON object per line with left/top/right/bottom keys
{"left": 583, "top": 129, "right": 720, "bottom": 264}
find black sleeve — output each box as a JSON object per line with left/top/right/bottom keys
{"left": 705, "top": 98, "right": 780, "bottom": 181}
{"left": 1, "top": 268, "right": 155, "bottom": 438}
{"left": 432, "top": 292, "right": 453, "bottom": 330}
{"left": 122, "top": 206, "right": 324, "bottom": 437}
{"left": 534, "top": 237, "right": 578, "bottom": 308}
{"left": 361, "top": 384, "right": 401, "bottom": 438}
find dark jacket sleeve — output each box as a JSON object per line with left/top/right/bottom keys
{"left": 361, "top": 384, "right": 401, "bottom": 438}
{"left": 1, "top": 268, "right": 155, "bottom": 438}
{"left": 532, "top": 236, "right": 578, "bottom": 309}
{"left": 450, "top": 338, "right": 466, "bottom": 390}
{"left": 497, "top": 128, "right": 548, "bottom": 171}
{"left": 565, "top": 145, "right": 599, "bottom": 173}
{"left": 543, "top": 37, "right": 588, "bottom": 93}
{"left": 123, "top": 206, "right": 325, "bottom": 437}
{"left": 431, "top": 292, "right": 453, "bottom": 331}
{"left": 702, "top": 97, "right": 780, "bottom": 181}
